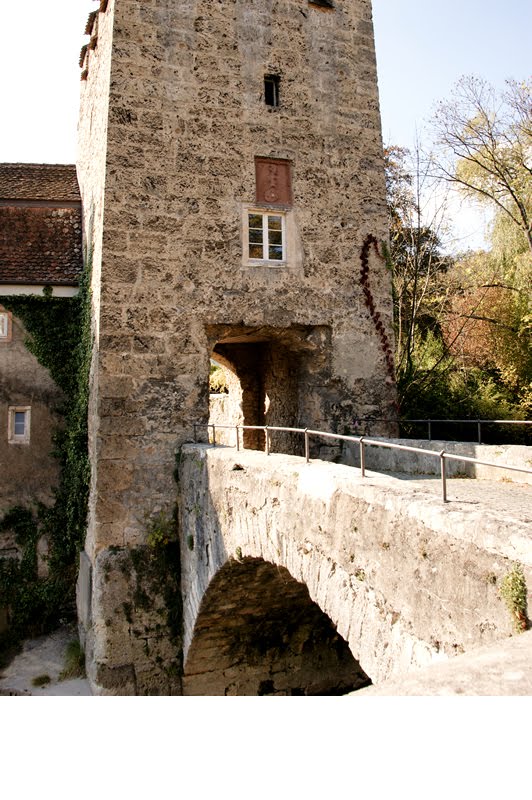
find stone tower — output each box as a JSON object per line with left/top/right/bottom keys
{"left": 76, "top": 0, "right": 395, "bottom": 694}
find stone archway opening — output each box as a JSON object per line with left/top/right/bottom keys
{"left": 206, "top": 324, "right": 331, "bottom": 455}
{"left": 208, "top": 353, "right": 244, "bottom": 447}
{"left": 183, "top": 558, "right": 371, "bottom": 696}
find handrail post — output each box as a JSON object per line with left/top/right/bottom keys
{"left": 428, "top": 420, "right": 432, "bottom": 441}
{"left": 304, "top": 428, "right": 310, "bottom": 463}
{"left": 235, "top": 425, "right": 240, "bottom": 451}
{"left": 359, "top": 437, "right": 366, "bottom": 478}
{"left": 211, "top": 424, "right": 216, "bottom": 447}
{"left": 478, "top": 420, "right": 482, "bottom": 444}
{"left": 193, "top": 422, "right": 197, "bottom": 443}
{"left": 265, "top": 426, "right": 270, "bottom": 455}
{"left": 440, "top": 450, "right": 447, "bottom": 503}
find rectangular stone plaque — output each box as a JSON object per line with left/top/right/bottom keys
{"left": 255, "top": 157, "right": 292, "bottom": 206}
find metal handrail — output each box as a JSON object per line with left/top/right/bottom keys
{"left": 350, "top": 417, "right": 531, "bottom": 444}
{"left": 192, "top": 422, "right": 532, "bottom": 504}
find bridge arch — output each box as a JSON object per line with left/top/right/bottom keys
{"left": 183, "top": 556, "right": 371, "bottom": 695}
{"left": 180, "top": 444, "right": 521, "bottom": 692}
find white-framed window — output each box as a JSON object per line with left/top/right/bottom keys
{"left": 0, "top": 310, "right": 11, "bottom": 341}
{"left": 247, "top": 211, "right": 286, "bottom": 263}
{"left": 8, "top": 407, "right": 31, "bottom": 444}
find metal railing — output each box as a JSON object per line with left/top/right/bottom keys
{"left": 193, "top": 422, "right": 532, "bottom": 504}
{"left": 351, "top": 417, "right": 531, "bottom": 444}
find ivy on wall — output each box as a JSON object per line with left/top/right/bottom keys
{"left": 0, "top": 260, "right": 92, "bottom": 652}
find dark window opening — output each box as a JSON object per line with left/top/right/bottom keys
{"left": 309, "top": 0, "right": 335, "bottom": 8}
{"left": 264, "top": 75, "right": 280, "bottom": 107}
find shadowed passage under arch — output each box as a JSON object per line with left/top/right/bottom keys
{"left": 207, "top": 323, "right": 332, "bottom": 455}
{"left": 183, "top": 557, "right": 371, "bottom": 696}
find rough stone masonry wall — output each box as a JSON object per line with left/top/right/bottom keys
{"left": 77, "top": 0, "right": 115, "bottom": 569}
{"left": 77, "top": 0, "right": 396, "bottom": 693}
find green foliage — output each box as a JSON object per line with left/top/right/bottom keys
{"left": 383, "top": 145, "right": 451, "bottom": 384}
{"left": 47, "top": 259, "right": 93, "bottom": 570}
{"left": 500, "top": 564, "right": 528, "bottom": 633}
{"left": 209, "top": 363, "right": 228, "bottom": 394}
{"left": 146, "top": 509, "right": 178, "bottom": 549}
{"left": 2, "top": 294, "right": 83, "bottom": 400}
{"left": 32, "top": 674, "right": 51, "bottom": 687}
{"left": 0, "top": 259, "right": 93, "bottom": 653}
{"left": 128, "top": 542, "right": 183, "bottom": 645}
{"left": 59, "top": 639, "right": 86, "bottom": 681}
{"left": 385, "top": 78, "right": 531, "bottom": 432}
{"left": 443, "top": 228, "right": 531, "bottom": 411}
{"left": 385, "top": 133, "right": 531, "bottom": 435}
{"left": 0, "top": 506, "right": 77, "bottom": 647}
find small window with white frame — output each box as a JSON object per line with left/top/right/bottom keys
{"left": 8, "top": 407, "right": 31, "bottom": 444}
{"left": 0, "top": 309, "right": 11, "bottom": 342}
{"left": 247, "top": 211, "right": 285, "bottom": 263}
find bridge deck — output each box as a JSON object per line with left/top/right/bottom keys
{"left": 194, "top": 444, "right": 531, "bottom": 564}
{"left": 210, "top": 443, "right": 531, "bottom": 523}
{"left": 373, "top": 469, "right": 532, "bottom": 523}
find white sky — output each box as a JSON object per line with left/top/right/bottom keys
{"left": 1, "top": 0, "right": 530, "bottom": 248}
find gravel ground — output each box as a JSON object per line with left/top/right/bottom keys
{"left": 0, "top": 624, "right": 91, "bottom": 696}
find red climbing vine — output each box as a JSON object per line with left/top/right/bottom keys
{"left": 359, "top": 234, "right": 395, "bottom": 381}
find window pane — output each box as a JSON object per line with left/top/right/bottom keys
{"left": 269, "top": 245, "right": 283, "bottom": 260}
{"left": 14, "top": 412, "right": 25, "bottom": 435}
{"left": 248, "top": 214, "right": 263, "bottom": 229}
{"left": 249, "top": 244, "right": 263, "bottom": 259}
{"left": 249, "top": 229, "right": 263, "bottom": 244}
{"left": 268, "top": 216, "right": 282, "bottom": 231}
{"left": 268, "top": 230, "right": 282, "bottom": 245}
{"left": 0, "top": 314, "right": 7, "bottom": 337}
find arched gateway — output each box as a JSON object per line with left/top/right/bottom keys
{"left": 75, "top": 0, "right": 397, "bottom": 694}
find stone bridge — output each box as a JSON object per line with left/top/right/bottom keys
{"left": 179, "top": 444, "right": 531, "bottom": 695}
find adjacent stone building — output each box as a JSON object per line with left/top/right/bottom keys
{"left": 75, "top": 0, "right": 396, "bottom": 693}
{"left": 0, "top": 164, "right": 82, "bottom": 629}
{"left": 0, "top": 164, "right": 82, "bottom": 514}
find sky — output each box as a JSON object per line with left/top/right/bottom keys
{"left": 372, "top": 0, "right": 532, "bottom": 150}
{"left": 1, "top": 0, "right": 530, "bottom": 247}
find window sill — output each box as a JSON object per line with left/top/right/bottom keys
{"left": 244, "top": 260, "right": 287, "bottom": 269}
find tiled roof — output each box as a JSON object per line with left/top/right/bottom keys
{"left": 0, "top": 164, "right": 82, "bottom": 285}
{"left": 0, "top": 206, "right": 82, "bottom": 285}
{"left": 0, "top": 163, "right": 81, "bottom": 203}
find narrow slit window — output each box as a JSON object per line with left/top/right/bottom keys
{"left": 264, "top": 75, "right": 280, "bottom": 107}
